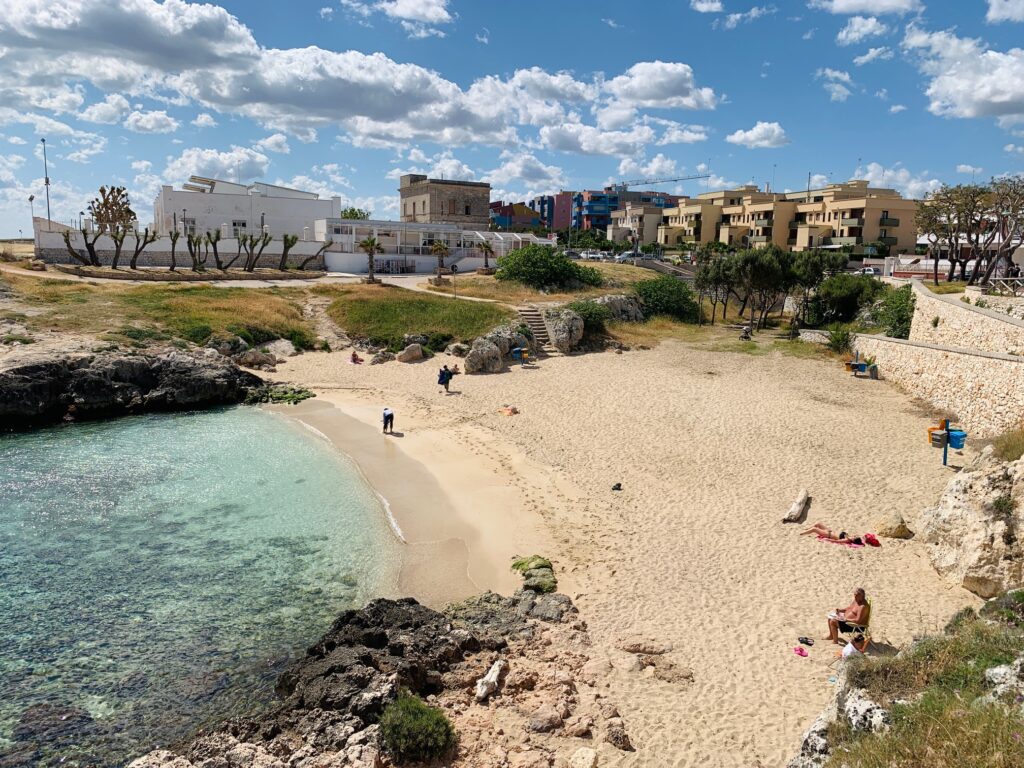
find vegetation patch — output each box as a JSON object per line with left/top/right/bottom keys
{"left": 566, "top": 299, "right": 612, "bottom": 335}
{"left": 874, "top": 284, "right": 916, "bottom": 339}
{"left": 634, "top": 275, "right": 699, "bottom": 322}
{"left": 379, "top": 692, "right": 456, "bottom": 764}
{"left": 926, "top": 281, "right": 968, "bottom": 295}
{"left": 825, "top": 323, "right": 854, "bottom": 354}
{"left": 325, "top": 284, "right": 512, "bottom": 349}
{"left": 422, "top": 262, "right": 650, "bottom": 304}
{"left": 495, "top": 244, "right": 603, "bottom": 290}
{"left": 979, "top": 589, "right": 1024, "bottom": 629}
{"left": 245, "top": 385, "right": 316, "bottom": 405}
{"left": 511, "top": 555, "right": 553, "bottom": 573}
{"left": 992, "top": 428, "right": 1024, "bottom": 462}
{"left": 1, "top": 334, "right": 34, "bottom": 344}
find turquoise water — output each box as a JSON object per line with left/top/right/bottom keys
{"left": 0, "top": 407, "right": 401, "bottom": 767}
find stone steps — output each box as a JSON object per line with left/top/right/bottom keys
{"left": 516, "top": 305, "right": 551, "bottom": 348}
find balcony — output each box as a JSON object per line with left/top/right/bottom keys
{"left": 827, "top": 236, "right": 862, "bottom": 246}
{"left": 789, "top": 220, "right": 804, "bottom": 228}
{"left": 879, "top": 217, "right": 900, "bottom": 227}
{"left": 841, "top": 217, "right": 865, "bottom": 227}
{"left": 787, "top": 238, "right": 797, "bottom": 246}
{"left": 749, "top": 235, "right": 770, "bottom": 244}
{"left": 879, "top": 236, "right": 898, "bottom": 246}
{"left": 753, "top": 217, "right": 773, "bottom": 227}
{"left": 679, "top": 235, "right": 696, "bottom": 243}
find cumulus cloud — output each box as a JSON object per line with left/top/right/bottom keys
{"left": 657, "top": 122, "right": 710, "bottom": 144}
{"left": 808, "top": 0, "right": 921, "bottom": 13}
{"left": 853, "top": 46, "right": 893, "bottom": 65}
{"left": 191, "top": 113, "right": 217, "bottom": 128}
{"left": 131, "top": 159, "right": 152, "bottom": 172}
{"left": 254, "top": 133, "right": 291, "bottom": 154}
{"left": 890, "top": 103, "right": 907, "bottom": 113}
{"left": 855, "top": 161, "right": 940, "bottom": 198}
{"left": 987, "top": 1, "right": 1024, "bottom": 23}
{"left": 836, "top": 16, "right": 889, "bottom": 45}
{"left": 957, "top": 164, "right": 983, "bottom": 174}
{"left": 164, "top": 146, "right": 270, "bottom": 182}
{"left": 816, "top": 68, "right": 853, "bottom": 101}
{"left": 617, "top": 153, "right": 678, "bottom": 179}
{"left": 690, "top": 0, "right": 724, "bottom": 10}
{"left": 123, "top": 109, "right": 179, "bottom": 133}
{"left": 319, "top": 7, "right": 334, "bottom": 19}
{"left": 604, "top": 61, "right": 718, "bottom": 110}
{"left": 481, "top": 151, "right": 566, "bottom": 192}
{"left": 79, "top": 94, "right": 130, "bottom": 124}
{"left": 725, "top": 121, "right": 789, "bottom": 148}
{"left": 716, "top": 5, "right": 777, "bottom": 30}
{"left": 539, "top": 122, "right": 656, "bottom": 156}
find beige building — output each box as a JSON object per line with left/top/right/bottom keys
{"left": 607, "top": 203, "right": 665, "bottom": 245}
{"left": 657, "top": 180, "right": 918, "bottom": 254}
{"left": 399, "top": 174, "right": 491, "bottom": 228}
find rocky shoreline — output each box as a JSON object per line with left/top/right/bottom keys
{"left": 0, "top": 347, "right": 265, "bottom": 430}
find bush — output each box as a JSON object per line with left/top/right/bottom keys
{"left": 993, "top": 428, "right": 1024, "bottom": 462}
{"left": 634, "top": 275, "right": 699, "bottom": 321}
{"left": 566, "top": 299, "right": 612, "bottom": 334}
{"left": 495, "top": 244, "right": 603, "bottom": 290}
{"left": 875, "top": 285, "right": 916, "bottom": 339}
{"left": 379, "top": 693, "right": 456, "bottom": 763}
{"left": 807, "top": 273, "right": 885, "bottom": 326}
{"left": 825, "top": 323, "right": 853, "bottom": 354}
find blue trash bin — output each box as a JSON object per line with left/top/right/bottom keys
{"left": 948, "top": 429, "right": 967, "bottom": 449}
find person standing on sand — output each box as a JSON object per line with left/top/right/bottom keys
{"left": 438, "top": 365, "right": 452, "bottom": 393}
{"left": 382, "top": 407, "right": 394, "bottom": 434}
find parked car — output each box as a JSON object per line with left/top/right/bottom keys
{"left": 855, "top": 266, "right": 881, "bottom": 276}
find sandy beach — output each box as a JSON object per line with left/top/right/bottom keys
{"left": 268, "top": 340, "right": 979, "bottom": 768}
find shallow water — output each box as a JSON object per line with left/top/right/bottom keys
{"left": 0, "top": 407, "right": 400, "bottom": 766}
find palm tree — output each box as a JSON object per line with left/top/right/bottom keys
{"left": 431, "top": 239, "right": 450, "bottom": 274}
{"left": 358, "top": 236, "right": 382, "bottom": 282}
{"left": 477, "top": 240, "right": 494, "bottom": 270}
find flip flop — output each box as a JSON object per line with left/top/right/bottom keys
{"left": 798, "top": 637, "right": 815, "bottom": 647}
{"left": 793, "top": 646, "right": 808, "bottom": 657}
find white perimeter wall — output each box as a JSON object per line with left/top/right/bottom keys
{"left": 153, "top": 187, "right": 341, "bottom": 238}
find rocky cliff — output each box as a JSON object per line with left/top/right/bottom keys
{"left": 0, "top": 347, "right": 264, "bottom": 430}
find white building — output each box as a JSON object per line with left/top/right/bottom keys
{"left": 153, "top": 177, "right": 342, "bottom": 239}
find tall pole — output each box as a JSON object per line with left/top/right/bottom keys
{"left": 28, "top": 194, "right": 34, "bottom": 221}
{"left": 40, "top": 138, "right": 51, "bottom": 231}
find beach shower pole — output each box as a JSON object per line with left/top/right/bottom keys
{"left": 942, "top": 418, "right": 949, "bottom": 467}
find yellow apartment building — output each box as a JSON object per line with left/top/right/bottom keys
{"left": 657, "top": 180, "right": 918, "bottom": 254}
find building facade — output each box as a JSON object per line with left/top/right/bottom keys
{"left": 153, "top": 177, "right": 342, "bottom": 238}
{"left": 398, "top": 174, "right": 491, "bottom": 227}
{"left": 490, "top": 201, "right": 544, "bottom": 230}
{"left": 577, "top": 186, "right": 682, "bottom": 231}
{"left": 657, "top": 180, "right": 918, "bottom": 254}
{"left": 607, "top": 203, "right": 666, "bottom": 246}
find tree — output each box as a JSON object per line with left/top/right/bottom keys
{"left": 496, "top": 244, "right": 603, "bottom": 289}
{"left": 299, "top": 239, "right": 333, "bottom": 270}
{"left": 87, "top": 185, "right": 136, "bottom": 234}
{"left": 128, "top": 228, "right": 158, "bottom": 269}
{"left": 340, "top": 207, "right": 371, "bottom": 220}
{"left": 205, "top": 230, "right": 224, "bottom": 270}
{"left": 792, "top": 249, "right": 846, "bottom": 322}
{"left": 916, "top": 193, "right": 951, "bottom": 286}
{"left": 278, "top": 233, "right": 300, "bottom": 271}
{"left": 242, "top": 232, "right": 273, "bottom": 271}
{"left": 477, "top": 240, "right": 495, "bottom": 270}
{"left": 358, "top": 236, "right": 382, "bottom": 282}
{"left": 109, "top": 227, "right": 128, "bottom": 269}
{"left": 168, "top": 230, "right": 180, "bottom": 271}
{"left": 977, "top": 175, "right": 1024, "bottom": 285}
{"left": 60, "top": 230, "right": 91, "bottom": 266}
{"left": 185, "top": 233, "right": 205, "bottom": 271}
{"left": 430, "top": 240, "right": 450, "bottom": 273}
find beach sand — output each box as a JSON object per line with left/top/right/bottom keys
{"left": 269, "top": 341, "right": 979, "bottom": 768}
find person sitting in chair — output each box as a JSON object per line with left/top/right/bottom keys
{"left": 826, "top": 587, "right": 870, "bottom": 645}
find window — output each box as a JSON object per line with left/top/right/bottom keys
{"left": 333, "top": 226, "right": 342, "bottom": 235}
{"left": 232, "top": 219, "right": 247, "bottom": 238}
{"left": 465, "top": 204, "right": 471, "bottom": 215}
{"left": 403, "top": 203, "right": 407, "bottom": 216}
{"left": 449, "top": 199, "right": 457, "bottom": 215}
{"left": 184, "top": 218, "right": 197, "bottom": 236}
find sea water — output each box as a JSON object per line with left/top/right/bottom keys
{"left": 0, "top": 407, "right": 401, "bottom": 766}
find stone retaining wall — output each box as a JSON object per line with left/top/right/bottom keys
{"left": 853, "top": 334, "right": 1024, "bottom": 437}
{"left": 909, "top": 281, "right": 1024, "bottom": 356}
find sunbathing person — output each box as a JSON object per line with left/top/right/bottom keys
{"left": 350, "top": 350, "right": 364, "bottom": 364}
{"left": 800, "top": 522, "right": 861, "bottom": 544}
{"left": 826, "top": 588, "right": 870, "bottom": 645}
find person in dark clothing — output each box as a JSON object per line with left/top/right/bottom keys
{"left": 382, "top": 407, "right": 394, "bottom": 434}
{"left": 438, "top": 365, "right": 453, "bottom": 393}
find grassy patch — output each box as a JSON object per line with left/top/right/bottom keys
{"left": 1, "top": 334, "right": 34, "bottom": 344}
{"left": 993, "top": 428, "right": 1024, "bottom": 462}
{"left": 772, "top": 339, "right": 830, "bottom": 359}
{"left": 925, "top": 281, "right": 968, "bottom": 294}
{"left": 696, "top": 339, "right": 771, "bottom": 356}
{"left": 606, "top": 316, "right": 709, "bottom": 347}
{"left": 511, "top": 555, "right": 553, "bottom": 573}
{"left": 325, "top": 284, "right": 513, "bottom": 349}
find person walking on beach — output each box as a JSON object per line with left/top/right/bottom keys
{"left": 438, "top": 365, "right": 453, "bottom": 393}
{"left": 382, "top": 407, "right": 394, "bottom": 434}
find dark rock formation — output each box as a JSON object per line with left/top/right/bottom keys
{"left": 0, "top": 347, "right": 264, "bottom": 430}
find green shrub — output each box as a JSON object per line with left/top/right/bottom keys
{"left": 495, "top": 244, "right": 603, "bottom": 290}
{"left": 180, "top": 320, "right": 214, "bottom": 343}
{"left": 979, "top": 589, "right": 1024, "bottom": 628}
{"left": 634, "top": 275, "right": 699, "bottom": 321}
{"left": 807, "top": 273, "right": 885, "bottom": 325}
{"left": 931, "top": 316, "right": 940, "bottom": 328}
{"left": 993, "top": 494, "right": 1016, "bottom": 516}
{"left": 875, "top": 285, "right": 916, "bottom": 339}
{"left": 511, "top": 555, "right": 553, "bottom": 573}
{"left": 425, "top": 332, "right": 453, "bottom": 353}
{"left": 825, "top": 323, "right": 853, "bottom": 354}
{"left": 566, "top": 299, "right": 612, "bottom": 334}
{"left": 993, "top": 428, "right": 1024, "bottom": 462}
{"left": 379, "top": 693, "right": 456, "bottom": 763}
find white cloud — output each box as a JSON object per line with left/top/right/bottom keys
{"left": 475, "top": 27, "right": 489, "bottom": 44}
{"left": 810, "top": 173, "right": 830, "bottom": 187}
{"left": 540, "top": 122, "right": 656, "bottom": 156}
{"left": 191, "top": 113, "right": 217, "bottom": 128}
{"left": 617, "top": 153, "right": 678, "bottom": 179}
{"left": 696, "top": 163, "right": 738, "bottom": 190}
{"left": 890, "top": 103, "right": 907, "bottom": 113}
{"left": 809, "top": 0, "right": 921, "bottom": 13}
{"left": 657, "top": 122, "right": 710, "bottom": 144}
{"left": 957, "top": 164, "right": 983, "bottom": 174}
{"left": 853, "top": 46, "right": 893, "bottom": 65}
{"left": 8, "top": 136, "right": 26, "bottom": 145}
{"left": 400, "top": 20, "right": 445, "bottom": 38}
{"left": 254, "top": 133, "right": 291, "bottom": 154}
{"left": 319, "top": 6, "right": 334, "bottom": 18}
{"left": 123, "top": 110, "right": 179, "bottom": 134}
{"left": 836, "top": 16, "right": 889, "bottom": 45}
{"left": 987, "top": 1, "right": 1024, "bottom": 23}
{"left": 131, "top": 159, "right": 152, "bottom": 172}
{"left": 803, "top": 28, "right": 816, "bottom": 39}
{"left": 817, "top": 67, "right": 853, "bottom": 84}
{"left": 855, "top": 161, "right": 940, "bottom": 198}
{"left": 725, "top": 121, "right": 789, "bottom": 148}
{"left": 595, "top": 103, "right": 638, "bottom": 130}
{"left": 691, "top": 0, "right": 724, "bottom": 10}
{"left": 602, "top": 18, "right": 621, "bottom": 28}
{"left": 164, "top": 146, "right": 271, "bottom": 183}
{"left": 604, "top": 61, "right": 718, "bottom": 110}
{"left": 79, "top": 94, "right": 130, "bottom": 124}
{"left": 377, "top": 0, "right": 452, "bottom": 23}
{"left": 816, "top": 68, "right": 853, "bottom": 101}
{"left": 717, "top": 5, "right": 777, "bottom": 30}
{"left": 481, "top": 151, "right": 566, "bottom": 192}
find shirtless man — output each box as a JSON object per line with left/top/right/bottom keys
{"left": 826, "top": 588, "right": 870, "bottom": 644}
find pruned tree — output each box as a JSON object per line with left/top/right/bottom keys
{"left": 977, "top": 175, "right": 1024, "bottom": 285}
{"left": 278, "top": 233, "right": 299, "bottom": 271}
{"left": 300, "top": 239, "right": 333, "bottom": 270}
{"left": 224, "top": 235, "right": 246, "bottom": 270}
{"left": 186, "top": 233, "right": 205, "bottom": 271}
{"left": 60, "top": 230, "right": 91, "bottom": 266}
{"left": 358, "top": 236, "right": 382, "bottom": 282}
{"left": 205, "top": 230, "right": 224, "bottom": 270}
{"left": 916, "top": 194, "right": 948, "bottom": 286}
{"left": 128, "top": 228, "right": 158, "bottom": 270}
{"left": 168, "top": 231, "right": 180, "bottom": 271}
{"left": 242, "top": 232, "right": 273, "bottom": 271}
{"left": 430, "top": 239, "right": 450, "bottom": 273}
{"left": 109, "top": 226, "right": 129, "bottom": 269}
{"left": 87, "top": 185, "right": 136, "bottom": 234}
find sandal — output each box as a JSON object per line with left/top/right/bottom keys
{"left": 793, "top": 646, "right": 808, "bottom": 657}
{"left": 798, "top": 636, "right": 815, "bottom": 647}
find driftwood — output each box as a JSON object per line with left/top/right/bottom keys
{"left": 782, "top": 489, "right": 810, "bottom": 523}
{"left": 475, "top": 659, "right": 507, "bottom": 702}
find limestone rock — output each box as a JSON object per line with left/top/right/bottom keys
{"left": 579, "top": 657, "right": 612, "bottom": 686}
{"left": 445, "top": 342, "right": 470, "bottom": 357}
{"left": 617, "top": 636, "right": 673, "bottom": 655}
{"left": 127, "top": 750, "right": 194, "bottom": 768}
{"left": 919, "top": 449, "right": 1024, "bottom": 597}
{"left": 874, "top": 511, "right": 912, "bottom": 539}
{"left": 544, "top": 309, "right": 584, "bottom": 354}
{"left": 563, "top": 714, "right": 594, "bottom": 738}
{"left": 522, "top": 566, "right": 557, "bottom": 594}
{"left": 640, "top": 655, "right": 694, "bottom": 685}
{"left": 510, "top": 750, "right": 553, "bottom": 768}
{"left": 569, "top": 747, "right": 599, "bottom": 768}
{"left": 234, "top": 349, "right": 278, "bottom": 371}
{"left": 485, "top": 325, "right": 534, "bottom": 356}
{"left": 593, "top": 294, "right": 644, "bottom": 322}
{"left": 396, "top": 343, "right": 424, "bottom": 363}
{"left": 604, "top": 717, "right": 633, "bottom": 751}
{"left": 528, "top": 704, "right": 563, "bottom": 733}
{"left": 403, "top": 334, "right": 429, "bottom": 347}
{"left": 206, "top": 334, "right": 249, "bottom": 357}
{"left": 263, "top": 339, "right": 299, "bottom": 359}
{"left": 465, "top": 338, "right": 504, "bottom": 374}
{"left": 842, "top": 688, "right": 890, "bottom": 733}
{"left": 474, "top": 659, "right": 508, "bottom": 702}
{"left": 369, "top": 350, "right": 395, "bottom": 365}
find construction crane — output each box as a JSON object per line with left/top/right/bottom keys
{"left": 613, "top": 172, "right": 712, "bottom": 191}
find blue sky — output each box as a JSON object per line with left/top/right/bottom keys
{"left": 3, "top": 0, "right": 1024, "bottom": 236}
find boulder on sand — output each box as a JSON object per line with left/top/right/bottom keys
{"left": 445, "top": 342, "right": 470, "bottom": 357}
{"left": 465, "top": 338, "right": 503, "bottom": 374}
{"left": 396, "top": 343, "right": 424, "bottom": 363}
{"left": 544, "top": 309, "right": 584, "bottom": 353}
{"left": 873, "top": 511, "right": 912, "bottom": 539}
{"left": 593, "top": 294, "right": 644, "bottom": 322}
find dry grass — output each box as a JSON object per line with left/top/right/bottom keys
{"left": 606, "top": 317, "right": 709, "bottom": 347}
{"left": 924, "top": 281, "right": 968, "bottom": 294}
{"left": 419, "top": 262, "right": 654, "bottom": 304}
{"left": 0, "top": 240, "right": 36, "bottom": 260}
{"left": 992, "top": 428, "right": 1024, "bottom": 462}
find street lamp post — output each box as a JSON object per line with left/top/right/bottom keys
{"left": 260, "top": 211, "right": 265, "bottom": 233}
{"left": 182, "top": 209, "right": 187, "bottom": 236}
{"left": 40, "top": 138, "right": 51, "bottom": 231}
{"left": 79, "top": 211, "right": 84, "bottom": 230}
{"left": 28, "top": 194, "right": 34, "bottom": 221}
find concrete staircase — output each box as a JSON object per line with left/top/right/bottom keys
{"left": 517, "top": 305, "right": 551, "bottom": 349}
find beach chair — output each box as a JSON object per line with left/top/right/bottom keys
{"left": 838, "top": 599, "right": 872, "bottom": 652}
